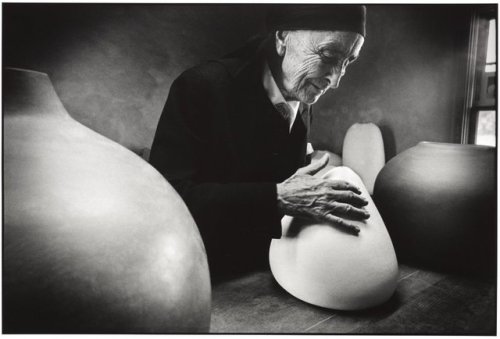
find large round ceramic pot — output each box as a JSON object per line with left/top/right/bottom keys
{"left": 269, "top": 166, "right": 398, "bottom": 311}
{"left": 373, "top": 141, "right": 496, "bottom": 275}
{"left": 3, "top": 68, "right": 211, "bottom": 333}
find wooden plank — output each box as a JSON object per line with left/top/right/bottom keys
{"left": 211, "top": 265, "right": 419, "bottom": 333}
{"left": 210, "top": 271, "right": 334, "bottom": 333}
{"left": 352, "top": 275, "right": 496, "bottom": 334}
{"left": 306, "top": 265, "right": 446, "bottom": 333}
{"left": 397, "top": 264, "right": 419, "bottom": 280}
{"left": 210, "top": 264, "right": 495, "bottom": 335}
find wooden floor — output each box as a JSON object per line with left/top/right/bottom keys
{"left": 210, "top": 264, "right": 496, "bottom": 334}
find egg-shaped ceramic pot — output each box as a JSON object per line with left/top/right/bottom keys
{"left": 310, "top": 150, "right": 343, "bottom": 177}
{"left": 342, "top": 123, "right": 385, "bottom": 195}
{"left": 269, "top": 166, "right": 398, "bottom": 310}
{"left": 3, "top": 68, "right": 211, "bottom": 333}
{"left": 374, "top": 142, "right": 496, "bottom": 274}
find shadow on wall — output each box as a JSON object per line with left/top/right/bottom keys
{"left": 4, "top": 4, "right": 477, "bottom": 159}
{"left": 310, "top": 5, "right": 473, "bottom": 159}
{"left": 378, "top": 124, "right": 397, "bottom": 161}
{"left": 3, "top": 3, "right": 267, "bottom": 154}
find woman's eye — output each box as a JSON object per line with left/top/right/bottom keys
{"left": 319, "top": 52, "right": 337, "bottom": 64}
{"left": 321, "top": 50, "right": 333, "bottom": 58}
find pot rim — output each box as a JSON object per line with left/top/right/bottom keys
{"left": 418, "top": 141, "right": 495, "bottom": 150}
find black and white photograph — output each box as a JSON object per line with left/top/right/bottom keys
{"left": 2, "top": 2, "right": 497, "bottom": 335}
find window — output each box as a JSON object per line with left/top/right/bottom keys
{"left": 475, "top": 18, "right": 496, "bottom": 147}
{"left": 485, "top": 19, "right": 496, "bottom": 73}
{"left": 462, "top": 8, "right": 497, "bottom": 147}
{"left": 477, "top": 18, "right": 496, "bottom": 108}
{"left": 475, "top": 110, "right": 496, "bottom": 146}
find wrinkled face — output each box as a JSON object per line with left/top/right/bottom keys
{"left": 277, "top": 30, "right": 364, "bottom": 104}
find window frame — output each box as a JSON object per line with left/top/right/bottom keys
{"left": 461, "top": 6, "right": 497, "bottom": 145}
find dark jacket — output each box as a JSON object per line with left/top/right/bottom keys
{"left": 149, "top": 36, "right": 312, "bottom": 278}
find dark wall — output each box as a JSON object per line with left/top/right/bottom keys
{"left": 311, "top": 5, "right": 473, "bottom": 159}
{"left": 4, "top": 4, "right": 476, "bottom": 159}
{"left": 4, "top": 4, "right": 267, "bottom": 155}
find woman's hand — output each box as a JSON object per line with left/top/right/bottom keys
{"left": 277, "top": 154, "right": 369, "bottom": 235}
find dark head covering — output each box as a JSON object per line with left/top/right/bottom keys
{"left": 266, "top": 5, "right": 366, "bottom": 37}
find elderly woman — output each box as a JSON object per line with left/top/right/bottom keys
{"left": 150, "top": 5, "right": 369, "bottom": 278}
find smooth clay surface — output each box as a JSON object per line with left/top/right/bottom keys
{"left": 342, "top": 122, "right": 385, "bottom": 195}
{"left": 3, "top": 68, "right": 211, "bottom": 333}
{"left": 374, "top": 142, "right": 496, "bottom": 274}
{"left": 269, "top": 166, "right": 398, "bottom": 311}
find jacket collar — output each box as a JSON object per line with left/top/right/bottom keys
{"left": 214, "top": 35, "right": 312, "bottom": 169}
{"left": 214, "top": 35, "right": 271, "bottom": 78}
{"left": 216, "top": 35, "right": 311, "bottom": 114}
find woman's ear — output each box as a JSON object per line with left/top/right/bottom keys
{"left": 275, "top": 30, "right": 289, "bottom": 57}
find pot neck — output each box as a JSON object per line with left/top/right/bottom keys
{"left": 4, "top": 68, "right": 69, "bottom": 118}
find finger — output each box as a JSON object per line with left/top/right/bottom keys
{"left": 327, "top": 180, "right": 362, "bottom": 194}
{"left": 322, "top": 214, "right": 360, "bottom": 235}
{"left": 330, "top": 190, "right": 369, "bottom": 207}
{"left": 296, "top": 154, "right": 329, "bottom": 176}
{"left": 329, "top": 202, "right": 370, "bottom": 220}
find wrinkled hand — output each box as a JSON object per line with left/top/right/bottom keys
{"left": 276, "top": 154, "right": 370, "bottom": 235}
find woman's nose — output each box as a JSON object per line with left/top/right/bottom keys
{"left": 326, "top": 68, "right": 344, "bottom": 89}
{"left": 324, "top": 61, "right": 347, "bottom": 89}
